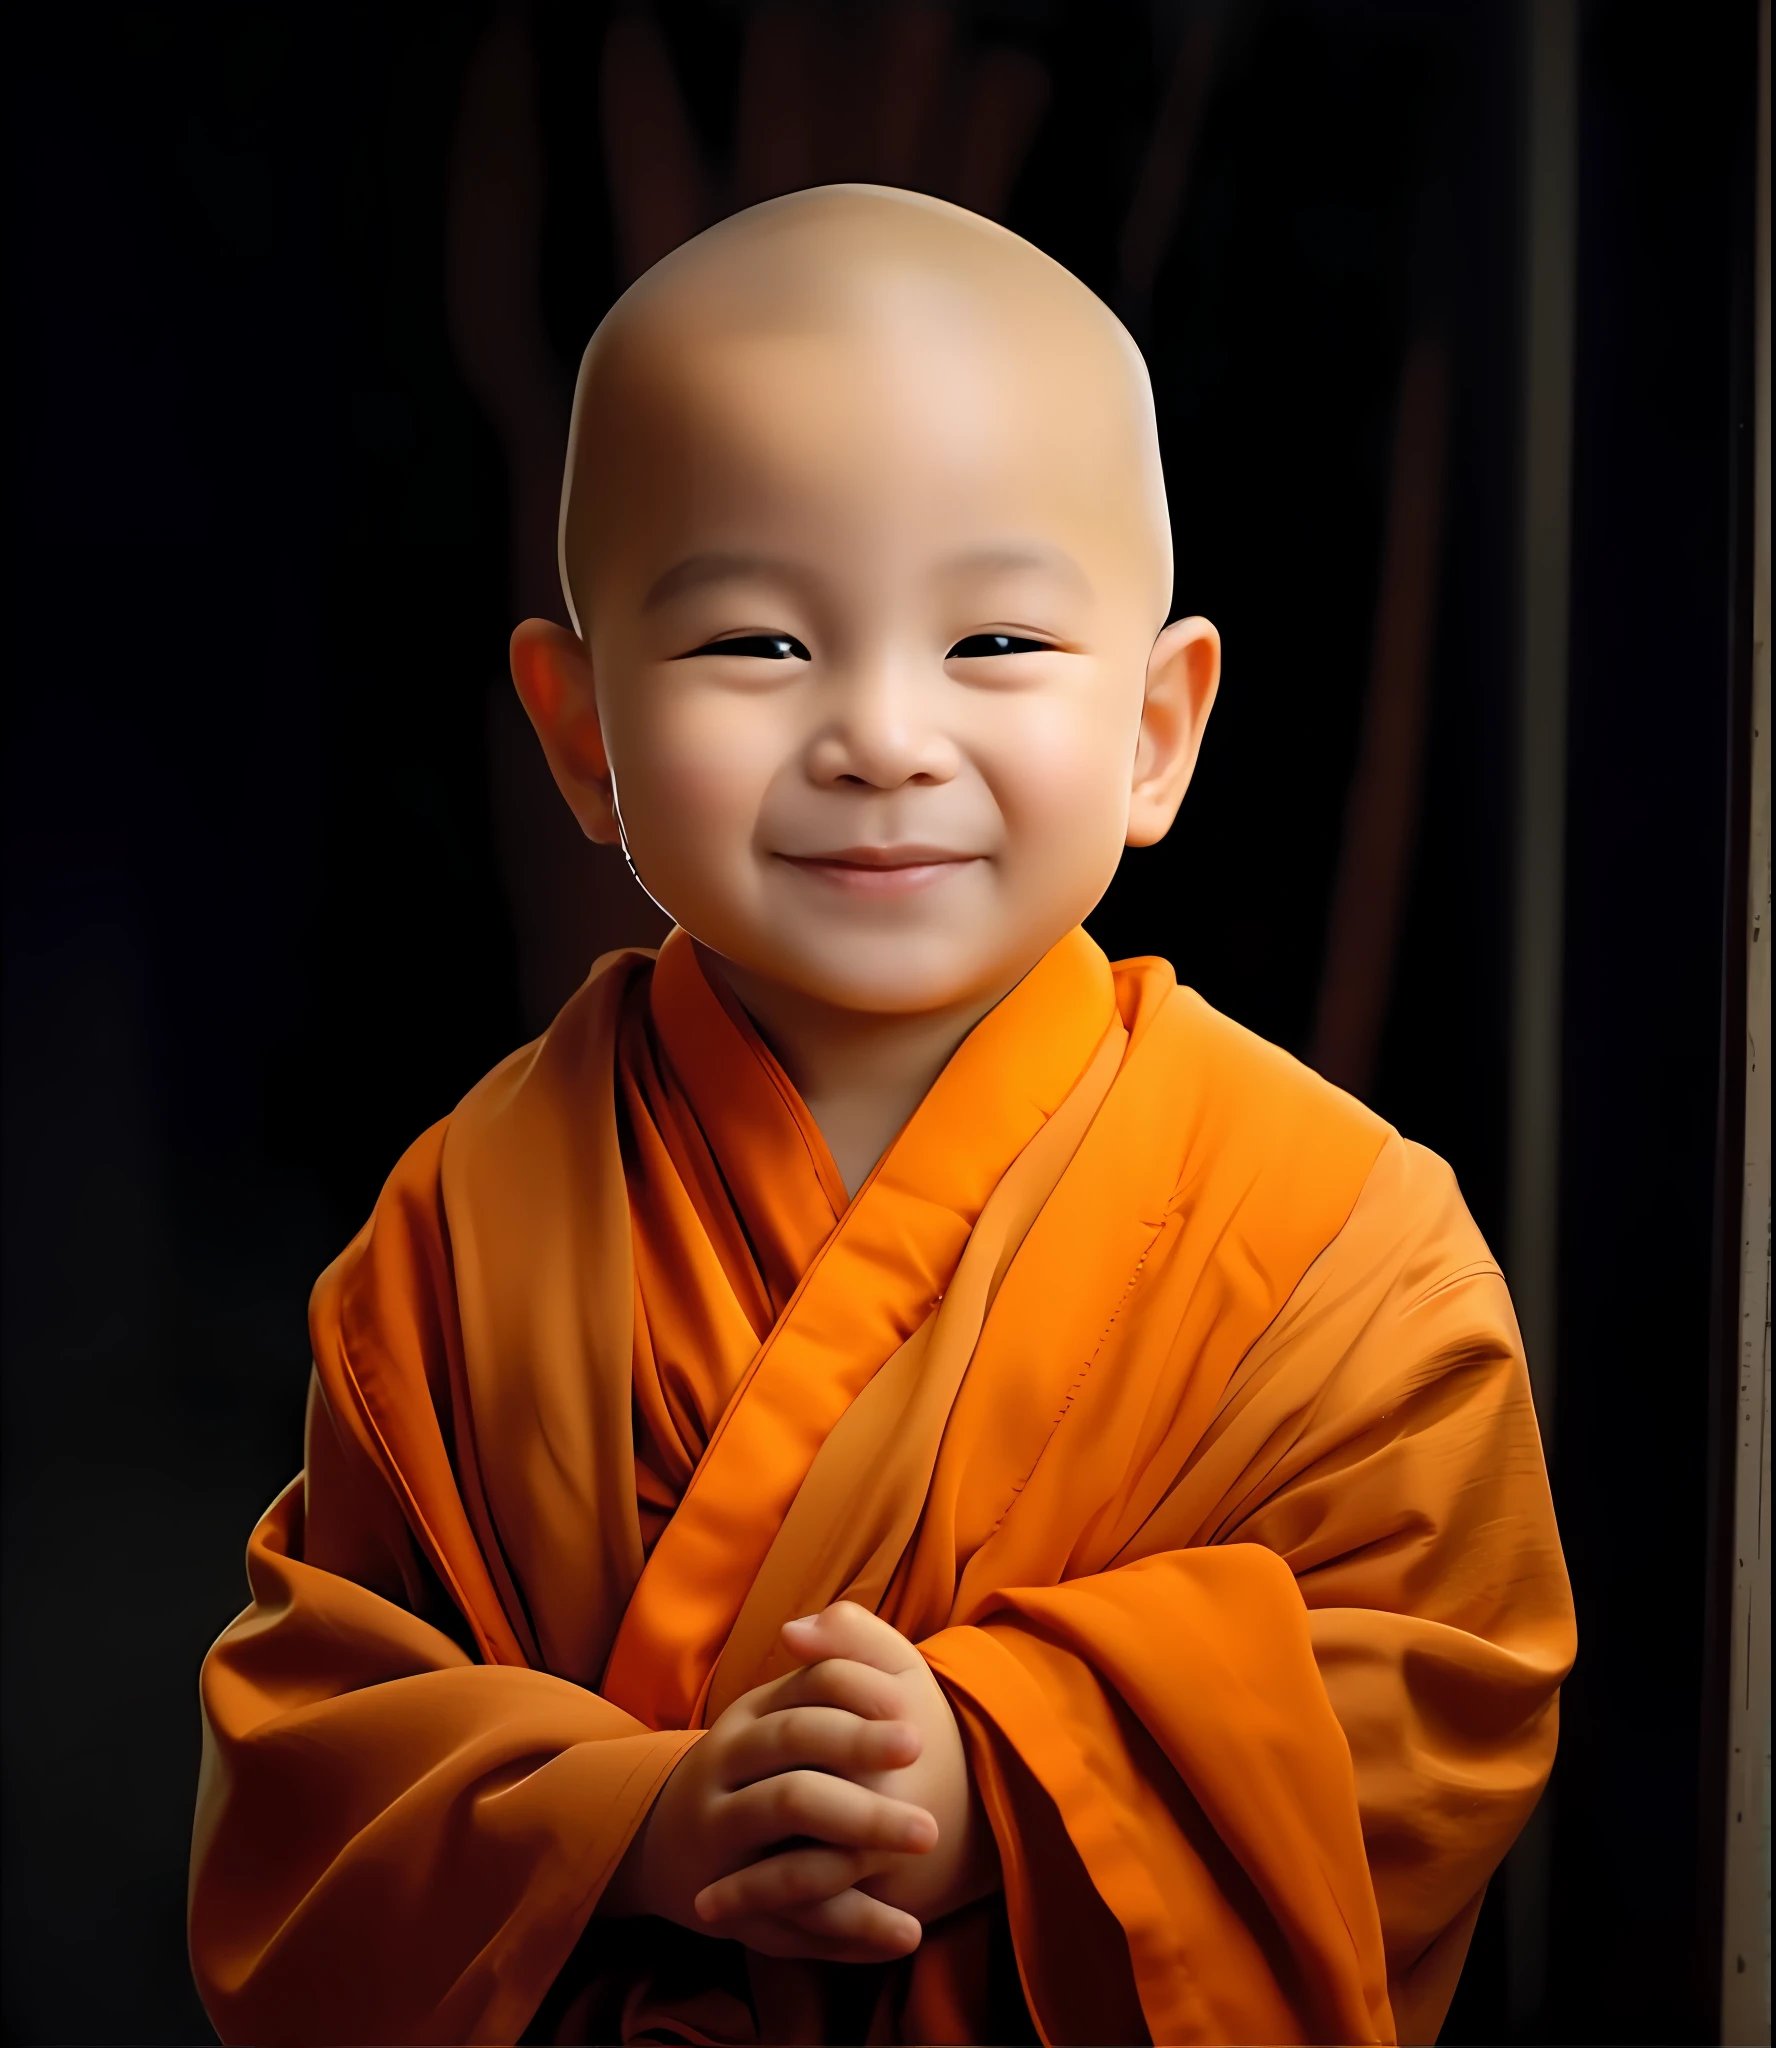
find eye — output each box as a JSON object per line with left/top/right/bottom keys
{"left": 674, "top": 633, "right": 810, "bottom": 661}
{"left": 946, "top": 633, "right": 1055, "bottom": 658}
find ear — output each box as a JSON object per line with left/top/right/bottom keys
{"left": 509, "top": 619, "right": 623, "bottom": 846}
{"left": 1126, "top": 615, "right": 1221, "bottom": 847}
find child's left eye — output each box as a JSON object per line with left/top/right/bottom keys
{"left": 947, "top": 633, "right": 1054, "bottom": 658}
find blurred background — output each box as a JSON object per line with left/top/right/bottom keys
{"left": 2, "top": 2, "right": 1764, "bottom": 2042}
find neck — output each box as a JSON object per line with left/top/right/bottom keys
{"left": 693, "top": 946, "right": 1016, "bottom": 1199}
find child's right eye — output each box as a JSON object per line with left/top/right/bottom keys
{"left": 675, "top": 634, "right": 811, "bottom": 661}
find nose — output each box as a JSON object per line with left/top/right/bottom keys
{"left": 803, "top": 658, "right": 959, "bottom": 792}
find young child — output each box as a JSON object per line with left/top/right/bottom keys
{"left": 189, "top": 186, "right": 1573, "bottom": 2047}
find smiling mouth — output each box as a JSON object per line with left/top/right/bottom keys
{"left": 778, "top": 846, "right": 981, "bottom": 895}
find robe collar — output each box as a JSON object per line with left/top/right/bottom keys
{"left": 603, "top": 924, "right": 1119, "bottom": 1726}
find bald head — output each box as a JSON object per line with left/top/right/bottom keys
{"left": 559, "top": 184, "right": 1171, "bottom": 633}
{"left": 510, "top": 183, "right": 1217, "bottom": 1028}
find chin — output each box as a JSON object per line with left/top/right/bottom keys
{"left": 783, "top": 932, "right": 1014, "bottom": 1017}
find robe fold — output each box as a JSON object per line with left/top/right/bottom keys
{"left": 189, "top": 927, "right": 1574, "bottom": 2047}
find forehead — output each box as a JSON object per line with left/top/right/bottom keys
{"left": 576, "top": 304, "right": 1159, "bottom": 593}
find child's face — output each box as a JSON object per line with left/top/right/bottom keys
{"left": 553, "top": 287, "right": 1213, "bottom": 1020}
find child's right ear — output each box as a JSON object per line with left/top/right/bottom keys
{"left": 509, "top": 620, "right": 622, "bottom": 846}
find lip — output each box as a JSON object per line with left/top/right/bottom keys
{"left": 777, "top": 845, "right": 982, "bottom": 896}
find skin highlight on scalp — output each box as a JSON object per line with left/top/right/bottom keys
{"left": 559, "top": 184, "right": 1173, "bottom": 639}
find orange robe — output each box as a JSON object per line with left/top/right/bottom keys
{"left": 189, "top": 928, "right": 1574, "bottom": 2046}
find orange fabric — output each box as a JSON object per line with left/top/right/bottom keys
{"left": 190, "top": 928, "right": 1574, "bottom": 2046}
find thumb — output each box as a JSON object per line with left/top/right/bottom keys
{"left": 780, "top": 1601, "right": 921, "bottom": 1677}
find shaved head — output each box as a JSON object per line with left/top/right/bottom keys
{"left": 559, "top": 184, "right": 1172, "bottom": 634}
{"left": 512, "top": 179, "right": 1216, "bottom": 1041}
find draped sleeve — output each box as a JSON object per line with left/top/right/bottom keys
{"left": 188, "top": 1114, "right": 698, "bottom": 2048}
{"left": 921, "top": 1135, "right": 1574, "bottom": 2047}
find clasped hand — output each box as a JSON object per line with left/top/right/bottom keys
{"left": 602, "top": 1602, "right": 995, "bottom": 1964}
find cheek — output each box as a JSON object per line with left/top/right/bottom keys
{"left": 977, "top": 689, "right": 1138, "bottom": 852}
{"left": 609, "top": 685, "right": 783, "bottom": 859}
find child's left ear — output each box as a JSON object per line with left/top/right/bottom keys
{"left": 1127, "top": 615, "right": 1221, "bottom": 847}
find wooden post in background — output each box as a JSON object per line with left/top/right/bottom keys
{"left": 1721, "top": 3, "right": 1770, "bottom": 2037}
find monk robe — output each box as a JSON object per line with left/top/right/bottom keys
{"left": 189, "top": 927, "right": 1574, "bottom": 2047}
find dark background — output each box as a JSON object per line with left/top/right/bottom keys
{"left": 1, "top": 2, "right": 1757, "bottom": 2042}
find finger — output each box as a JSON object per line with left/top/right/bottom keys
{"left": 727, "top": 1897, "right": 923, "bottom": 1966}
{"left": 776, "top": 1884, "right": 924, "bottom": 1956}
{"left": 761, "top": 1656, "right": 909, "bottom": 1724}
{"left": 722, "top": 1769, "right": 937, "bottom": 1862}
{"left": 695, "top": 1842, "right": 884, "bottom": 1925}
{"left": 726, "top": 1703, "right": 921, "bottom": 1790}
{"left": 780, "top": 1601, "right": 923, "bottom": 1678}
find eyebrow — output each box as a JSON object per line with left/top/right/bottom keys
{"left": 639, "top": 540, "right": 1094, "bottom": 614}
{"left": 641, "top": 553, "right": 803, "bottom": 612}
{"left": 934, "top": 542, "right": 1093, "bottom": 598}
